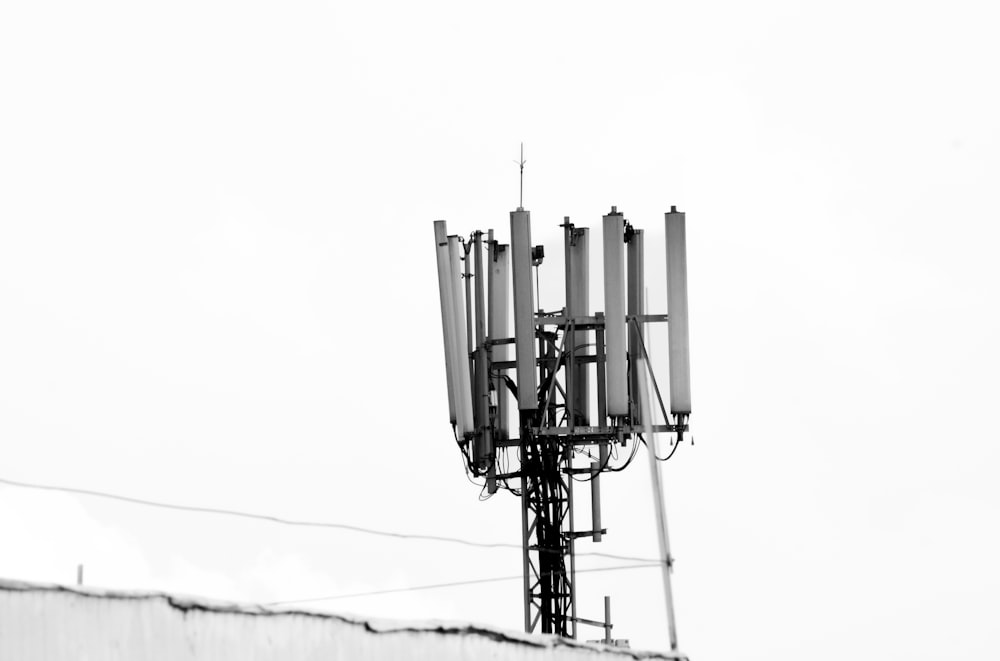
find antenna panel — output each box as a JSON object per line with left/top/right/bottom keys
{"left": 448, "top": 236, "right": 476, "bottom": 435}
{"left": 489, "top": 243, "right": 511, "bottom": 440}
{"left": 565, "top": 226, "right": 590, "bottom": 425}
{"left": 627, "top": 229, "right": 645, "bottom": 424}
{"left": 433, "top": 221, "right": 458, "bottom": 424}
{"left": 665, "top": 210, "right": 692, "bottom": 414}
{"left": 510, "top": 209, "right": 538, "bottom": 411}
{"left": 472, "top": 232, "right": 491, "bottom": 466}
{"left": 602, "top": 211, "right": 628, "bottom": 417}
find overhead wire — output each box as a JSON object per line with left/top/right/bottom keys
{"left": 265, "top": 562, "right": 661, "bottom": 606}
{"left": 0, "top": 475, "right": 656, "bottom": 563}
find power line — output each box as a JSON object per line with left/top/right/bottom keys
{"left": 0, "top": 475, "right": 658, "bottom": 564}
{"left": 266, "top": 562, "right": 661, "bottom": 606}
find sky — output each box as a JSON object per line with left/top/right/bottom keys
{"left": 1, "top": 1, "right": 999, "bottom": 658}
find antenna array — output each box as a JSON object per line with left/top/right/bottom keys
{"left": 432, "top": 204, "right": 692, "bottom": 642}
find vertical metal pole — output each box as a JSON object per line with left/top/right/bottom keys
{"left": 567, "top": 443, "right": 577, "bottom": 639}
{"left": 603, "top": 595, "right": 612, "bottom": 644}
{"left": 641, "top": 314, "right": 679, "bottom": 651}
{"left": 563, "top": 220, "right": 575, "bottom": 433}
{"left": 590, "top": 458, "right": 602, "bottom": 540}
{"left": 538, "top": 442, "right": 553, "bottom": 634}
{"left": 487, "top": 229, "right": 495, "bottom": 326}
{"left": 592, "top": 312, "right": 607, "bottom": 543}
{"left": 564, "top": 218, "right": 587, "bottom": 631}
{"left": 596, "top": 313, "right": 608, "bottom": 426}
{"left": 648, "top": 439, "right": 679, "bottom": 651}
{"left": 520, "top": 463, "right": 532, "bottom": 633}
{"left": 536, "top": 324, "right": 551, "bottom": 634}
{"left": 76, "top": 564, "right": 83, "bottom": 586}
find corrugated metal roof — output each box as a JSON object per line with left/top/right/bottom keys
{"left": 0, "top": 578, "right": 687, "bottom": 660}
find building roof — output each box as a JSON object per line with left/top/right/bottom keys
{"left": 0, "top": 578, "right": 687, "bottom": 661}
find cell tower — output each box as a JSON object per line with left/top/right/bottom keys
{"left": 432, "top": 198, "right": 692, "bottom": 645}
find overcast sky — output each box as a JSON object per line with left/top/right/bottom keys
{"left": 2, "top": 1, "right": 999, "bottom": 658}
